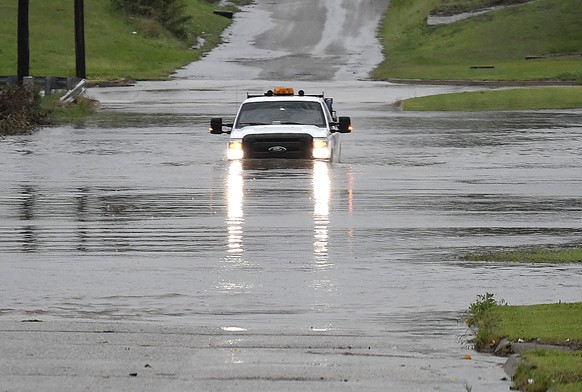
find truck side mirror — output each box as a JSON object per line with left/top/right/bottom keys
{"left": 338, "top": 116, "right": 352, "bottom": 133}
{"left": 209, "top": 118, "right": 224, "bottom": 134}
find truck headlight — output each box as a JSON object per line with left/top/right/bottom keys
{"left": 312, "top": 138, "right": 330, "bottom": 159}
{"left": 227, "top": 140, "right": 244, "bottom": 160}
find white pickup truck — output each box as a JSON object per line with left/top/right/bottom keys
{"left": 210, "top": 88, "right": 352, "bottom": 162}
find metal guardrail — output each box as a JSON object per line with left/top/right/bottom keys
{"left": 0, "top": 75, "right": 83, "bottom": 96}
{"left": 60, "top": 79, "right": 86, "bottom": 104}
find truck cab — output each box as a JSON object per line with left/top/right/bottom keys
{"left": 210, "top": 88, "right": 351, "bottom": 161}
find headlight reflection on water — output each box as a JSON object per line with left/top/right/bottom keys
{"left": 224, "top": 160, "right": 333, "bottom": 267}
{"left": 226, "top": 160, "right": 244, "bottom": 260}
{"left": 312, "top": 161, "right": 330, "bottom": 267}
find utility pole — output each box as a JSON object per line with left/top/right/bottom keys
{"left": 17, "top": 0, "right": 30, "bottom": 85}
{"left": 74, "top": 0, "right": 86, "bottom": 79}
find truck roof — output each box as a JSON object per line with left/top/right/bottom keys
{"left": 243, "top": 94, "right": 324, "bottom": 104}
{"left": 248, "top": 88, "right": 322, "bottom": 97}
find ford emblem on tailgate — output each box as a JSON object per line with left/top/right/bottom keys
{"left": 268, "top": 146, "right": 287, "bottom": 153}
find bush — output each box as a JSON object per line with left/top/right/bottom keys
{"left": 465, "top": 293, "right": 504, "bottom": 351}
{"left": 0, "top": 86, "right": 50, "bottom": 135}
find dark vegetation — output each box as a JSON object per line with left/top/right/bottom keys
{"left": 111, "top": 0, "right": 194, "bottom": 39}
{"left": 465, "top": 292, "right": 504, "bottom": 350}
{"left": 110, "top": 0, "right": 249, "bottom": 41}
{"left": 0, "top": 86, "right": 50, "bottom": 135}
{"left": 0, "top": 85, "right": 99, "bottom": 135}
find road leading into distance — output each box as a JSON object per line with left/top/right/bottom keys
{"left": 174, "top": 0, "right": 391, "bottom": 81}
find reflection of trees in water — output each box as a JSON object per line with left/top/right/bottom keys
{"left": 10, "top": 162, "right": 349, "bottom": 256}
{"left": 19, "top": 185, "right": 38, "bottom": 252}
{"left": 19, "top": 185, "right": 36, "bottom": 221}
{"left": 11, "top": 185, "right": 218, "bottom": 253}
{"left": 76, "top": 187, "right": 89, "bottom": 252}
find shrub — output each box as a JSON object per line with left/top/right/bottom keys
{"left": 465, "top": 293, "right": 504, "bottom": 351}
{"left": 111, "top": 0, "right": 192, "bottom": 39}
{"left": 0, "top": 86, "right": 50, "bottom": 135}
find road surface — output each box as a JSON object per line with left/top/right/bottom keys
{"left": 174, "top": 0, "right": 390, "bottom": 81}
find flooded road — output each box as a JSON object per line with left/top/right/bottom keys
{"left": 2, "top": 80, "right": 581, "bottom": 324}
{"left": 3, "top": 0, "right": 581, "bottom": 388}
{"left": 1, "top": 80, "right": 582, "bottom": 390}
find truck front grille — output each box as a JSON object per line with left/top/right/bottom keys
{"left": 242, "top": 134, "right": 313, "bottom": 159}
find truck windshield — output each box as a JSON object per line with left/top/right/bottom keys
{"left": 235, "top": 101, "right": 326, "bottom": 128}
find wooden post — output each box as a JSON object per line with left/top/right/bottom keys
{"left": 17, "top": 0, "right": 30, "bottom": 85}
{"left": 74, "top": 0, "right": 86, "bottom": 79}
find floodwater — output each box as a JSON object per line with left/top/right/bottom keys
{"left": 2, "top": 80, "right": 582, "bottom": 391}
{"left": 1, "top": 81, "right": 581, "bottom": 334}
{"left": 3, "top": 0, "right": 581, "bottom": 388}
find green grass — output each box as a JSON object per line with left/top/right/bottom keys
{"left": 467, "top": 295, "right": 582, "bottom": 392}
{"left": 467, "top": 296, "right": 582, "bottom": 349}
{"left": 0, "top": 0, "right": 234, "bottom": 80}
{"left": 496, "top": 303, "right": 582, "bottom": 345}
{"left": 514, "top": 350, "right": 582, "bottom": 392}
{"left": 463, "top": 247, "right": 582, "bottom": 263}
{"left": 373, "top": 0, "right": 582, "bottom": 82}
{"left": 41, "top": 94, "right": 99, "bottom": 125}
{"left": 402, "top": 86, "right": 582, "bottom": 111}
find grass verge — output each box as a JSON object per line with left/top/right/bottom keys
{"left": 466, "top": 295, "right": 582, "bottom": 391}
{"left": 466, "top": 295, "right": 582, "bottom": 350}
{"left": 374, "top": 0, "right": 582, "bottom": 83}
{"left": 41, "top": 94, "right": 99, "bottom": 125}
{"left": 514, "top": 350, "right": 582, "bottom": 392}
{"left": 0, "top": 0, "right": 237, "bottom": 80}
{"left": 401, "top": 86, "right": 582, "bottom": 111}
{"left": 462, "top": 247, "right": 582, "bottom": 263}
{"left": 495, "top": 303, "right": 582, "bottom": 346}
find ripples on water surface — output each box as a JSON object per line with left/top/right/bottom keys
{"left": 1, "top": 109, "right": 581, "bottom": 331}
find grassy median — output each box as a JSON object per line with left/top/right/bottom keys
{"left": 463, "top": 247, "right": 582, "bottom": 263}
{"left": 374, "top": 0, "right": 582, "bottom": 83}
{"left": 401, "top": 86, "right": 582, "bottom": 111}
{"left": 0, "top": 0, "right": 238, "bottom": 80}
{"left": 467, "top": 294, "right": 582, "bottom": 392}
